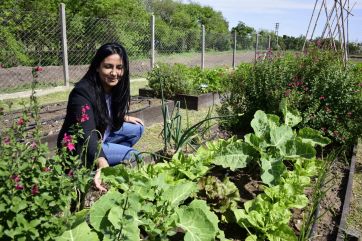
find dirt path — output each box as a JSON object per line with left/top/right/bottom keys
{"left": 0, "top": 51, "right": 255, "bottom": 90}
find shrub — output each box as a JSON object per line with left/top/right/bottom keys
{"left": 219, "top": 48, "right": 362, "bottom": 146}
{"left": 0, "top": 68, "right": 90, "bottom": 240}
{"left": 147, "top": 63, "right": 230, "bottom": 98}
{"left": 147, "top": 63, "right": 195, "bottom": 98}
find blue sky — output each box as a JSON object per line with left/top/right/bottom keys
{"left": 189, "top": 0, "right": 362, "bottom": 42}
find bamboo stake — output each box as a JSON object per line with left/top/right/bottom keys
{"left": 323, "top": 0, "right": 336, "bottom": 50}
{"left": 302, "top": 0, "right": 319, "bottom": 51}
{"left": 338, "top": 0, "right": 348, "bottom": 64}
{"left": 309, "top": 0, "right": 325, "bottom": 41}
{"left": 321, "top": 0, "right": 337, "bottom": 39}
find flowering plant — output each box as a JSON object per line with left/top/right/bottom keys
{"left": 219, "top": 48, "right": 362, "bottom": 146}
{"left": 0, "top": 67, "right": 91, "bottom": 240}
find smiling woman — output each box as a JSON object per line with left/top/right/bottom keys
{"left": 57, "top": 43, "right": 144, "bottom": 191}
{"left": 97, "top": 54, "right": 124, "bottom": 93}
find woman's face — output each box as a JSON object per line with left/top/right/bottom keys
{"left": 97, "top": 53, "right": 124, "bottom": 93}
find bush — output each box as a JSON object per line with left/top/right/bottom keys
{"left": 219, "top": 49, "right": 362, "bottom": 146}
{"left": 147, "top": 63, "right": 195, "bottom": 98}
{"left": 0, "top": 69, "right": 90, "bottom": 240}
{"left": 147, "top": 63, "right": 230, "bottom": 98}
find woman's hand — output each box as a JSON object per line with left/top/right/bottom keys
{"left": 94, "top": 157, "right": 109, "bottom": 192}
{"left": 124, "top": 115, "right": 144, "bottom": 126}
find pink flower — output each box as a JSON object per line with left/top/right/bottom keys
{"left": 11, "top": 174, "right": 21, "bottom": 182}
{"left": 66, "top": 142, "right": 75, "bottom": 151}
{"left": 17, "top": 117, "right": 24, "bottom": 126}
{"left": 347, "top": 112, "right": 352, "bottom": 118}
{"left": 80, "top": 113, "right": 89, "bottom": 123}
{"left": 15, "top": 184, "right": 24, "bottom": 190}
{"left": 79, "top": 104, "right": 90, "bottom": 123}
{"left": 30, "top": 141, "right": 37, "bottom": 149}
{"left": 31, "top": 184, "right": 39, "bottom": 195}
{"left": 284, "top": 89, "right": 291, "bottom": 97}
{"left": 63, "top": 133, "right": 72, "bottom": 144}
{"left": 67, "top": 169, "right": 74, "bottom": 177}
{"left": 34, "top": 66, "right": 43, "bottom": 72}
{"left": 3, "top": 136, "right": 10, "bottom": 145}
{"left": 43, "top": 167, "right": 51, "bottom": 172}
{"left": 319, "top": 96, "right": 325, "bottom": 100}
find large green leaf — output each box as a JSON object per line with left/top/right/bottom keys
{"left": 211, "top": 142, "right": 255, "bottom": 171}
{"left": 89, "top": 190, "right": 124, "bottom": 232}
{"left": 244, "top": 133, "right": 268, "bottom": 151}
{"left": 260, "top": 155, "right": 286, "bottom": 186}
{"left": 279, "top": 99, "right": 302, "bottom": 127}
{"left": 279, "top": 139, "right": 316, "bottom": 160}
{"left": 55, "top": 222, "right": 98, "bottom": 241}
{"left": 108, "top": 206, "right": 140, "bottom": 241}
{"left": 176, "top": 200, "right": 218, "bottom": 241}
{"left": 250, "top": 110, "right": 270, "bottom": 138}
{"left": 188, "top": 200, "right": 220, "bottom": 231}
{"left": 266, "top": 223, "right": 297, "bottom": 241}
{"left": 162, "top": 182, "right": 197, "bottom": 207}
{"left": 298, "top": 127, "right": 331, "bottom": 147}
{"left": 269, "top": 125, "right": 293, "bottom": 147}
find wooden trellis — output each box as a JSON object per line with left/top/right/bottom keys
{"left": 302, "top": 0, "right": 356, "bottom": 65}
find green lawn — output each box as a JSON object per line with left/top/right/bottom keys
{"left": 0, "top": 79, "right": 148, "bottom": 111}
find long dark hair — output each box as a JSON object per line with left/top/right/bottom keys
{"left": 83, "top": 42, "right": 130, "bottom": 131}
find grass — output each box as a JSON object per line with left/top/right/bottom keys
{"left": 346, "top": 140, "right": 362, "bottom": 235}
{"left": 134, "top": 106, "right": 219, "bottom": 154}
{"left": 0, "top": 79, "right": 148, "bottom": 112}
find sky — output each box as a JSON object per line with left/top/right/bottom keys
{"left": 188, "top": 0, "right": 362, "bottom": 42}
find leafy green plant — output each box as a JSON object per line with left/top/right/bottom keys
{"left": 58, "top": 162, "right": 227, "bottom": 241}
{"left": 147, "top": 63, "right": 196, "bottom": 99}
{"left": 0, "top": 67, "right": 91, "bottom": 240}
{"left": 219, "top": 48, "right": 362, "bottom": 146}
{"left": 147, "top": 63, "right": 230, "bottom": 98}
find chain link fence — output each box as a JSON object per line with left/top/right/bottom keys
{"left": 0, "top": 9, "right": 62, "bottom": 92}
{"left": 66, "top": 16, "right": 151, "bottom": 83}
{"left": 155, "top": 25, "right": 201, "bottom": 66}
{"left": 0, "top": 5, "right": 263, "bottom": 94}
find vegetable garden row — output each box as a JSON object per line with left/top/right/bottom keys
{"left": 0, "top": 47, "right": 361, "bottom": 240}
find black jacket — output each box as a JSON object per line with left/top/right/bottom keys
{"left": 57, "top": 79, "right": 106, "bottom": 167}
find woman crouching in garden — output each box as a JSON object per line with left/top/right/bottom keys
{"left": 57, "top": 42, "right": 144, "bottom": 192}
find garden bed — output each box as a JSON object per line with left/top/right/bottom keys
{"left": 5, "top": 97, "right": 174, "bottom": 149}
{"left": 139, "top": 87, "right": 221, "bottom": 110}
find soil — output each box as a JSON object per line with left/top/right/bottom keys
{"left": 1, "top": 97, "right": 165, "bottom": 138}
{"left": 2, "top": 99, "right": 353, "bottom": 240}
{"left": 311, "top": 158, "right": 350, "bottom": 241}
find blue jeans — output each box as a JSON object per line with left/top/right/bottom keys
{"left": 102, "top": 123, "right": 144, "bottom": 166}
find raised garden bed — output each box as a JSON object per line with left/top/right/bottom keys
{"left": 139, "top": 87, "right": 221, "bottom": 110}
{"left": 35, "top": 97, "right": 174, "bottom": 149}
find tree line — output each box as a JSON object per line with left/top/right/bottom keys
{"left": 0, "top": 0, "right": 359, "bottom": 67}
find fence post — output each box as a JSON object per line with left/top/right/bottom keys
{"left": 150, "top": 14, "right": 155, "bottom": 69}
{"left": 201, "top": 24, "right": 205, "bottom": 70}
{"left": 268, "top": 35, "right": 271, "bottom": 50}
{"left": 232, "top": 30, "right": 236, "bottom": 69}
{"left": 255, "top": 32, "right": 259, "bottom": 62}
{"left": 59, "top": 3, "right": 69, "bottom": 87}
